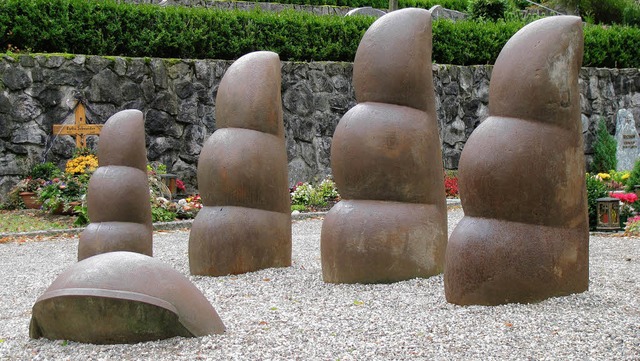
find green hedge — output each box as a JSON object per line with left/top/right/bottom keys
{"left": 257, "top": 0, "right": 470, "bottom": 12}
{"left": 1, "top": 0, "right": 639, "bottom": 67}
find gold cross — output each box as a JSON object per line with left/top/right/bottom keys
{"left": 52, "top": 103, "right": 103, "bottom": 148}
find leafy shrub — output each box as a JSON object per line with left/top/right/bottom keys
{"left": 432, "top": 18, "right": 522, "bottom": 65}
{"left": 624, "top": 158, "right": 640, "bottom": 192}
{"left": 586, "top": 173, "right": 608, "bottom": 229}
{"left": 151, "top": 204, "right": 177, "bottom": 222}
{"left": 597, "top": 170, "right": 630, "bottom": 190}
{"left": 591, "top": 118, "right": 617, "bottom": 174}
{"left": 29, "top": 162, "right": 62, "bottom": 180}
{"left": 583, "top": 23, "right": 640, "bottom": 68}
{"left": 258, "top": 0, "right": 470, "bottom": 11}
{"left": 1, "top": 0, "right": 639, "bottom": 67}
{"left": 622, "top": 2, "right": 640, "bottom": 26}
{"left": 290, "top": 177, "right": 340, "bottom": 210}
{"left": 37, "top": 174, "right": 89, "bottom": 214}
{"left": 468, "top": 0, "right": 509, "bottom": 20}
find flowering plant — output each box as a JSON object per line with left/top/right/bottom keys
{"left": 14, "top": 177, "right": 45, "bottom": 193}
{"left": 150, "top": 196, "right": 177, "bottom": 222}
{"left": 624, "top": 215, "right": 640, "bottom": 236}
{"left": 176, "top": 194, "right": 202, "bottom": 219}
{"left": 37, "top": 174, "right": 89, "bottom": 214}
{"left": 609, "top": 192, "right": 639, "bottom": 218}
{"left": 176, "top": 179, "right": 186, "bottom": 193}
{"left": 597, "top": 170, "right": 631, "bottom": 191}
{"left": 65, "top": 154, "right": 98, "bottom": 175}
{"left": 444, "top": 172, "right": 459, "bottom": 198}
{"left": 290, "top": 177, "right": 340, "bottom": 211}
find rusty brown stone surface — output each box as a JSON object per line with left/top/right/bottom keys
{"left": 30, "top": 252, "right": 225, "bottom": 344}
{"left": 444, "top": 16, "right": 588, "bottom": 305}
{"left": 189, "top": 51, "right": 291, "bottom": 276}
{"left": 78, "top": 110, "right": 153, "bottom": 261}
{"left": 321, "top": 8, "right": 447, "bottom": 284}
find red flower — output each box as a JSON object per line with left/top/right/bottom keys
{"left": 444, "top": 174, "right": 459, "bottom": 198}
{"left": 609, "top": 192, "right": 639, "bottom": 204}
{"left": 176, "top": 179, "right": 186, "bottom": 192}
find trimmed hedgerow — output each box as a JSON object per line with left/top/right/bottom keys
{"left": 432, "top": 18, "right": 523, "bottom": 64}
{"left": 583, "top": 23, "right": 640, "bottom": 68}
{"left": 256, "top": 0, "right": 470, "bottom": 12}
{"left": 1, "top": 0, "right": 639, "bottom": 67}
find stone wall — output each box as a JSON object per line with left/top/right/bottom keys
{"left": 1, "top": 54, "right": 639, "bottom": 201}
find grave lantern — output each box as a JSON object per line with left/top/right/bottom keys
{"left": 160, "top": 173, "right": 178, "bottom": 197}
{"left": 596, "top": 197, "right": 621, "bottom": 231}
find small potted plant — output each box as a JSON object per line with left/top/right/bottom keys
{"left": 9, "top": 162, "right": 62, "bottom": 209}
{"left": 38, "top": 174, "right": 90, "bottom": 215}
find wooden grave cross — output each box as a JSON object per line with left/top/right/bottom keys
{"left": 52, "top": 103, "right": 103, "bottom": 148}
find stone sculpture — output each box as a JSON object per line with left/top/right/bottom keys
{"left": 615, "top": 109, "right": 639, "bottom": 171}
{"left": 189, "top": 51, "right": 291, "bottom": 276}
{"left": 445, "top": 16, "right": 588, "bottom": 305}
{"left": 320, "top": 8, "right": 447, "bottom": 283}
{"left": 30, "top": 252, "right": 225, "bottom": 343}
{"left": 78, "top": 110, "right": 153, "bottom": 261}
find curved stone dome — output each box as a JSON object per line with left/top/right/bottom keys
{"left": 30, "top": 252, "right": 225, "bottom": 344}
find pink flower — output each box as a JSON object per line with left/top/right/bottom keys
{"left": 609, "top": 192, "right": 639, "bottom": 204}
{"left": 176, "top": 179, "right": 186, "bottom": 192}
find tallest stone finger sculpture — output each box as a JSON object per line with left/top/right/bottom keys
{"left": 321, "top": 8, "right": 447, "bottom": 283}
{"left": 445, "top": 16, "right": 588, "bottom": 305}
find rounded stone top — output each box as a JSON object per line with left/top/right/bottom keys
{"left": 97, "top": 109, "right": 148, "bottom": 171}
{"left": 353, "top": 8, "right": 434, "bottom": 112}
{"left": 489, "top": 16, "right": 584, "bottom": 129}
{"left": 215, "top": 51, "right": 284, "bottom": 137}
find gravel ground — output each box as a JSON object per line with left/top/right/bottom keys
{"left": 0, "top": 207, "right": 638, "bottom": 360}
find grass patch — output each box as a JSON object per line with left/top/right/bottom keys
{"left": 0, "top": 210, "right": 78, "bottom": 233}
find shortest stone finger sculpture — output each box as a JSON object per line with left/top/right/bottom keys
{"left": 30, "top": 252, "right": 225, "bottom": 344}
{"left": 78, "top": 109, "right": 153, "bottom": 261}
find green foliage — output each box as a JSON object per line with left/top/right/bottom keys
{"left": 592, "top": 119, "right": 617, "bottom": 174}
{"left": 624, "top": 158, "right": 640, "bottom": 192}
{"left": 37, "top": 174, "right": 89, "bottom": 214}
{"left": 432, "top": 19, "right": 522, "bottom": 65}
{"left": 0, "top": 0, "right": 371, "bottom": 62}
{"left": 550, "top": 0, "right": 640, "bottom": 25}
{"left": 586, "top": 173, "right": 608, "bottom": 229}
{"left": 0, "top": 210, "right": 76, "bottom": 232}
{"left": 622, "top": 2, "right": 640, "bottom": 26}
{"left": 0, "top": 190, "right": 23, "bottom": 210}
{"left": 291, "top": 182, "right": 327, "bottom": 207}
{"left": 0, "top": 0, "right": 638, "bottom": 67}
{"left": 290, "top": 204, "right": 307, "bottom": 212}
{"left": 290, "top": 177, "right": 340, "bottom": 209}
{"left": 29, "top": 162, "right": 62, "bottom": 180}
{"left": 256, "top": 0, "right": 470, "bottom": 11}
{"left": 468, "top": 0, "right": 509, "bottom": 20}
{"left": 583, "top": 23, "right": 640, "bottom": 68}
{"left": 151, "top": 206, "right": 176, "bottom": 222}
{"left": 73, "top": 203, "right": 89, "bottom": 226}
